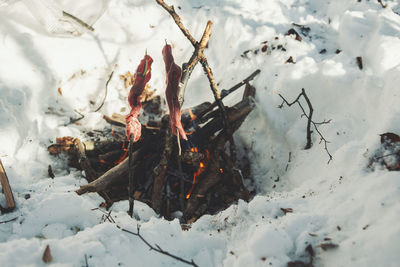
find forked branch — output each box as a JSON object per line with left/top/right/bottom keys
{"left": 278, "top": 88, "right": 332, "bottom": 163}
{"left": 156, "top": 0, "right": 229, "bottom": 129}
{"left": 178, "top": 21, "right": 212, "bottom": 105}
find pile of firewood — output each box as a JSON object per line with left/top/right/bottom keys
{"left": 49, "top": 76, "right": 257, "bottom": 222}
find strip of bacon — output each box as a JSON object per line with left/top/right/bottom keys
{"left": 126, "top": 54, "right": 153, "bottom": 141}
{"left": 162, "top": 44, "right": 187, "bottom": 140}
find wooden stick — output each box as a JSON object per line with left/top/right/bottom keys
{"left": 103, "top": 113, "right": 126, "bottom": 127}
{"left": 72, "top": 139, "right": 113, "bottom": 206}
{"left": 178, "top": 21, "right": 212, "bottom": 105}
{"left": 155, "top": 0, "right": 197, "bottom": 46}
{"left": 155, "top": 1, "right": 225, "bottom": 113}
{"left": 0, "top": 159, "right": 16, "bottom": 212}
{"left": 76, "top": 153, "right": 131, "bottom": 195}
{"left": 152, "top": 116, "right": 173, "bottom": 214}
{"left": 62, "top": 11, "right": 95, "bottom": 31}
{"left": 128, "top": 135, "right": 135, "bottom": 217}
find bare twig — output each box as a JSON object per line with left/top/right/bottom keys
{"left": 94, "top": 71, "right": 114, "bottom": 112}
{"left": 278, "top": 88, "right": 332, "bottom": 163}
{"left": 83, "top": 254, "right": 89, "bottom": 267}
{"left": 117, "top": 224, "right": 199, "bottom": 267}
{"left": 62, "top": 11, "right": 95, "bottom": 31}
{"left": 0, "top": 217, "right": 18, "bottom": 224}
{"left": 373, "top": 152, "right": 399, "bottom": 160}
{"left": 92, "top": 208, "right": 116, "bottom": 223}
{"left": 378, "top": 0, "right": 387, "bottom": 8}
{"left": 64, "top": 109, "right": 85, "bottom": 126}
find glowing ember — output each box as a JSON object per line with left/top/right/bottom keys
{"left": 98, "top": 142, "right": 129, "bottom": 166}
{"left": 114, "top": 142, "right": 129, "bottom": 165}
{"left": 189, "top": 147, "right": 198, "bottom": 153}
{"left": 219, "top": 168, "right": 223, "bottom": 173}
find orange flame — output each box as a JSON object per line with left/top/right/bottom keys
{"left": 188, "top": 108, "right": 197, "bottom": 120}
{"left": 186, "top": 149, "right": 209, "bottom": 199}
{"left": 189, "top": 147, "right": 198, "bottom": 153}
{"left": 185, "top": 108, "right": 197, "bottom": 136}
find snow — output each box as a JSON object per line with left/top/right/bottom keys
{"left": 1, "top": 0, "right": 400, "bottom": 266}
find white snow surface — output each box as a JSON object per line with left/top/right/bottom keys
{"left": 1, "top": 0, "right": 400, "bottom": 266}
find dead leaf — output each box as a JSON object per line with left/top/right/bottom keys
{"left": 318, "top": 242, "right": 339, "bottom": 251}
{"left": 120, "top": 71, "right": 134, "bottom": 88}
{"left": 48, "top": 137, "right": 75, "bottom": 155}
{"left": 42, "top": 245, "right": 52, "bottom": 263}
{"left": 285, "top": 28, "right": 302, "bottom": 41}
{"left": 285, "top": 56, "right": 295, "bottom": 64}
{"left": 380, "top": 132, "right": 400, "bottom": 145}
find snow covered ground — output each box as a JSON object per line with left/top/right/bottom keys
{"left": 1, "top": 0, "right": 400, "bottom": 266}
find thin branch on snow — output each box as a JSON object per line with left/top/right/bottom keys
{"left": 117, "top": 225, "right": 199, "bottom": 267}
{"left": 62, "top": 11, "right": 95, "bottom": 32}
{"left": 65, "top": 109, "right": 85, "bottom": 126}
{"left": 83, "top": 254, "right": 89, "bottom": 267}
{"left": 0, "top": 217, "right": 18, "bottom": 224}
{"left": 91, "top": 208, "right": 116, "bottom": 223}
{"left": 278, "top": 88, "right": 333, "bottom": 163}
{"left": 91, "top": 207, "right": 199, "bottom": 266}
{"left": 373, "top": 152, "right": 400, "bottom": 160}
{"left": 94, "top": 70, "right": 114, "bottom": 112}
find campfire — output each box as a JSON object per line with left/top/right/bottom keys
{"left": 48, "top": 0, "right": 261, "bottom": 223}
{"left": 49, "top": 79, "right": 257, "bottom": 222}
